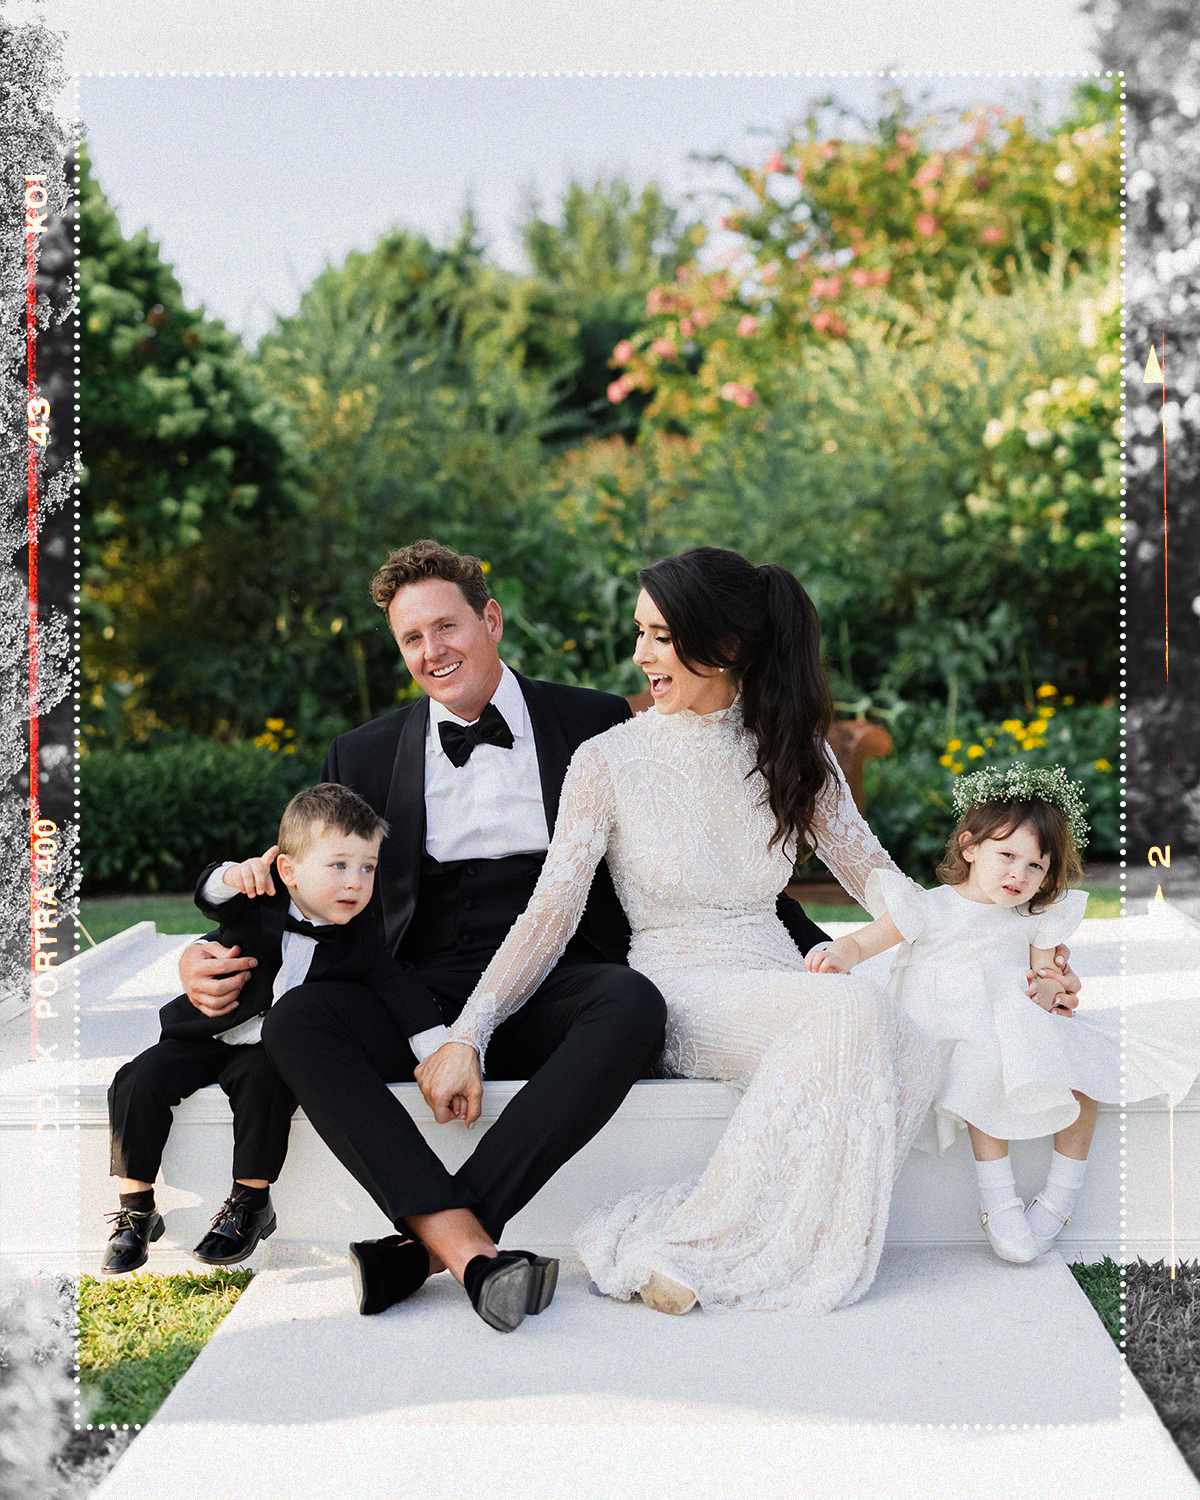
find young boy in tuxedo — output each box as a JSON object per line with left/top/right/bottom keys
{"left": 102, "top": 782, "right": 425, "bottom": 1273}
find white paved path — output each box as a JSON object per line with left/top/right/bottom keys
{"left": 91, "top": 1248, "right": 1198, "bottom": 1500}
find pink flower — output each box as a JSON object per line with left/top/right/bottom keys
{"left": 981, "top": 224, "right": 1004, "bottom": 244}
{"left": 719, "top": 381, "right": 757, "bottom": 408}
{"left": 760, "top": 261, "right": 779, "bottom": 285}
{"left": 883, "top": 154, "right": 902, "bottom": 173}
{"left": 692, "top": 307, "right": 712, "bottom": 329}
{"left": 915, "top": 212, "right": 938, "bottom": 237}
{"left": 736, "top": 314, "right": 759, "bottom": 337}
{"left": 651, "top": 337, "right": 677, "bottom": 359}
{"left": 718, "top": 214, "right": 740, "bottom": 231}
{"left": 913, "top": 156, "right": 942, "bottom": 189}
{"left": 811, "top": 310, "right": 833, "bottom": 332}
{"left": 607, "top": 375, "right": 635, "bottom": 404}
{"left": 612, "top": 339, "right": 634, "bottom": 366}
{"left": 679, "top": 317, "right": 695, "bottom": 337}
{"left": 896, "top": 130, "right": 915, "bottom": 151}
{"left": 794, "top": 167, "right": 806, "bottom": 186}
{"left": 764, "top": 151, "right": 786, "bottom": 174}
{"left": 811, "top": 275, "right": 843, "bottom": 300}
{"left": 819, "top": 142, "right": 837, "bottom": 160}
{"left": 850, "top": 267, "right": 873, "bottom": 289}
{"left": 920, "top": 186, "right": 938, "bottom": 209}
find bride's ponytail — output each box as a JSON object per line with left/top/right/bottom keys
{"left": 741, "top": 564, "right": 838, "bottom": 856}
{"left": 637, "top": 549, "right": 837, "bottom": 858}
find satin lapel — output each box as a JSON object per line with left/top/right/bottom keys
{"left": 517, "top": 672, "right": 570, "bottom": 837}
{"left": 381, "top": 698, "right": 429, "bottom": 952}
{"left": 256, "top": 904, "right": 287, "bottom": 1004}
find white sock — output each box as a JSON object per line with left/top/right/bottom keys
{"left": 1026, "top": 1151, "right": 1087, "bottom": 1241}
{"left": 974, "top": 1153, "right": 1018, "bottom": 1212}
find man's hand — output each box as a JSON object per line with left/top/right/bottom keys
{"left": 1027, "top": 972, "right": 1077, "bottom": 1017}
{"left": 223, "top": 844, "right": 279, "bottom": 898}
{"left": 178, "top": 940, "right": 257, "bottom": 1019}
{"left": 1026, "top": 941, "right": 1081, "bottom": 1011}
{"left": 804, "top": 936, "right": 860, "bottom": 974}
{"left": 414, "top": 1041, "right": 483, "bottom": 1126}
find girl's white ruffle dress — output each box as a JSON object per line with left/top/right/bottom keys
{"left": 865, "top": 869, "right": 1195, "bottom": 1151}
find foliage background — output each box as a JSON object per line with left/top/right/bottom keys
{"left": 78, "top": 79, "right": 1122, "bottom": 891}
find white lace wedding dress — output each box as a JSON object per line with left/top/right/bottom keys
{"left": 447, "top": 701, "right": 941, "bottom": 1312}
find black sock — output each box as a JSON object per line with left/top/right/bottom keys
{"left": 231, "top": 1183, "right": 269, "bottom": 1207}
{"left": 118, "top": 1189, "right": 155, "bottom": 1214}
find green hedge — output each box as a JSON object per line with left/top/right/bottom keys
{"left": 81, "top": 742, "right": 321, "bottom": 894}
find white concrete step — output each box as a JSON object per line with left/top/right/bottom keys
{"left": 88, "top": 1247, "right": 1199, "bottom": 1500}
{"left": 3, "top": 905, "right": 1199, "bottom": 1272}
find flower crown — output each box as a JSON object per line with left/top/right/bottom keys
{"left": 950, "top": 762, "right": 1091, "bottom": 851}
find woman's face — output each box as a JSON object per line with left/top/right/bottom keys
{"left": 631, "top": 588, "right": 737, "bottom": 717}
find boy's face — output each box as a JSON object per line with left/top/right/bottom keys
{"left": 960, "top": 819, "right": 1050, "bottom": 907}
{"left": 276, "top": 824, "right": 382, "bottom": 925}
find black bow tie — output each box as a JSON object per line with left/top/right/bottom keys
{"left": 437, "top": 702, "right": 515, "bottom": 768}
{"left": 283, "top": 913, "right": 352, "bottom": 944}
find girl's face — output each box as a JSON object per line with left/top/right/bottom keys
{"left": 632, "top": 588, "right": 736, "bottom": 717}
{"left": 959, "top": 819, "right": 1050, "bottom": 907}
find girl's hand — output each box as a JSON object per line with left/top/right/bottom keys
{"left": 805, "top": 936, "right": 860, "bottom": 974}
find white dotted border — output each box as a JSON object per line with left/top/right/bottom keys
{"left": 1117, "top": 69, "right": 1129, "bottom": 1416}
{"left": 68, "top": 65, "right": 1128, "bottom": 1439}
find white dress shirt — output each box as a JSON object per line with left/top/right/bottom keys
{"left": 424, "top": 660, "right": 549, "bottom": 861}
{"left": 198, "top": 871, "right": 448, "bottom": 1060}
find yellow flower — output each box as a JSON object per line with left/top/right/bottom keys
{"left": 1001, "top": 719, "right": 1023, "bottom": 735}
{"left": 1063, "top": 695, "right": 1075, "bottom": 706}
{"left": 946, "top": 738, "right": 963, "bottom": 752}
{"left": 1026, "top": 721, "right": 1046, "bottom": 736}
{"left": 1037, "top": 705, "right": 1056, "bottom": 719}
{"left": 481, "top": 560, "right": 492, "bottom": 574}
{"left": 984, "top": 736, "right": 995, "bottom": 747}
{"left": 1036, "top": 683, "right": 1057, "bottom": 699}
{"left": 950, "top": 760, "right": 965, "bottom": 774}
{"left": 561, "top": 639, "right": 577, "bottom": 652}
{"left": 938, "top": 753, "right": 954, "bottom": 768}
{"left": 283, "top": 744, "right": 298, "bottom": 754}
{"left": 265, "top": 717, "right": 285, "bottom": 732}
{"left": 1094, "top": 757, "right": 1112, "bottom": 772}
{"left": 967, "top": 744, "right": 984, "bottom": 759}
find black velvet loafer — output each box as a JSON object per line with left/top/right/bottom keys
{"left": 100, "top": 1207, "right": 164, "bottom": 1274}
{"left": 347, "top": 1235, "right": 431, "bottom": 1315}
{"left": 463, "top": 1250, "right": 559, "bottom": 1332}
{"left": 191, "top": 1191, "right": 277, "bottom": 1265}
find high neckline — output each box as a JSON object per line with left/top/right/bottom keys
{"left": 645, "top": 696, "right": 743, "bottom": 729}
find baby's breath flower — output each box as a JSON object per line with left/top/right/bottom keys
{"left": 951, "top": 762, "right": 1090, "bottom": 849}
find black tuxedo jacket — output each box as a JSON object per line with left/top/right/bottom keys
{"left": 318, "top": 670, "right": 829, "bottom": 964}
{"left": 160, "top": 859, "right": 444, "bottom": 1042}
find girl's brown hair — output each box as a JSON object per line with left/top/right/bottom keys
{"left": 936, "top": 797, "right": 1083, "bottom": 914}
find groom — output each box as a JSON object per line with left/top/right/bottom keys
{"left": 178, "top": 538, "right": 833, "bottom": 1328}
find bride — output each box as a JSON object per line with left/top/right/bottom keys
{"left": 444, "top": 546, "right": 945, "bottom": 1314}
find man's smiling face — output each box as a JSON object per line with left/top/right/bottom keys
{"left": 387, "top": 577, "right": 504, "bottom": 722}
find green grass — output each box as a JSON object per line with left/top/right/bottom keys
{"left": 77, "top": 1270, "right": 252, "bottom": 1427}
{"left": 81, "top": 886, "right": 1123, "bottom": 950}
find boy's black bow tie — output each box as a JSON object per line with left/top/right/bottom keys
{"left": 437, "top": 703, "right": 515, "bottom": 767}
{"left": 283, "top": 913, "right": 352, "bottom": 943}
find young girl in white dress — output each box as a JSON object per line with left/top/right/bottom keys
{"left": 807, "top": 763, "right": 1177, "bottom": 1264}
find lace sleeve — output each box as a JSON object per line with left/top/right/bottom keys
{"left": 809, "top": 752, "right": 904, "bottom": 909}
{"left": 446, "top": 738, "right": 616, "bottom": 1074}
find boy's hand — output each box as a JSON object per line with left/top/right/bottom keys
{"left": 223, "top": 844, "right": 279, "bottom": 898}
{"left": 805, "top": 936, "right": 860, "bottom": 974}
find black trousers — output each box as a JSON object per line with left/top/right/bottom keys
{"left": 261, "top": 954, "right": 667, "bottom": 1242}
{"left": 107, "top": 1037, "right": 297, "bottom": 1184}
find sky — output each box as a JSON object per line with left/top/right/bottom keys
{"left": 81, "top": 72, "right": 1089, "bottom": 349}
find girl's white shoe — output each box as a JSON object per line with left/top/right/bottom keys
{"left": 979, "top": 1195, "right": 1040, "bottom": 1263}
{"left": 1024, "top": 1193, "right": 1072, "bottom": 1256}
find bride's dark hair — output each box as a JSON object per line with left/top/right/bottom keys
{"left": 638, "top": 547, "right": 838, "bottom": 858}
